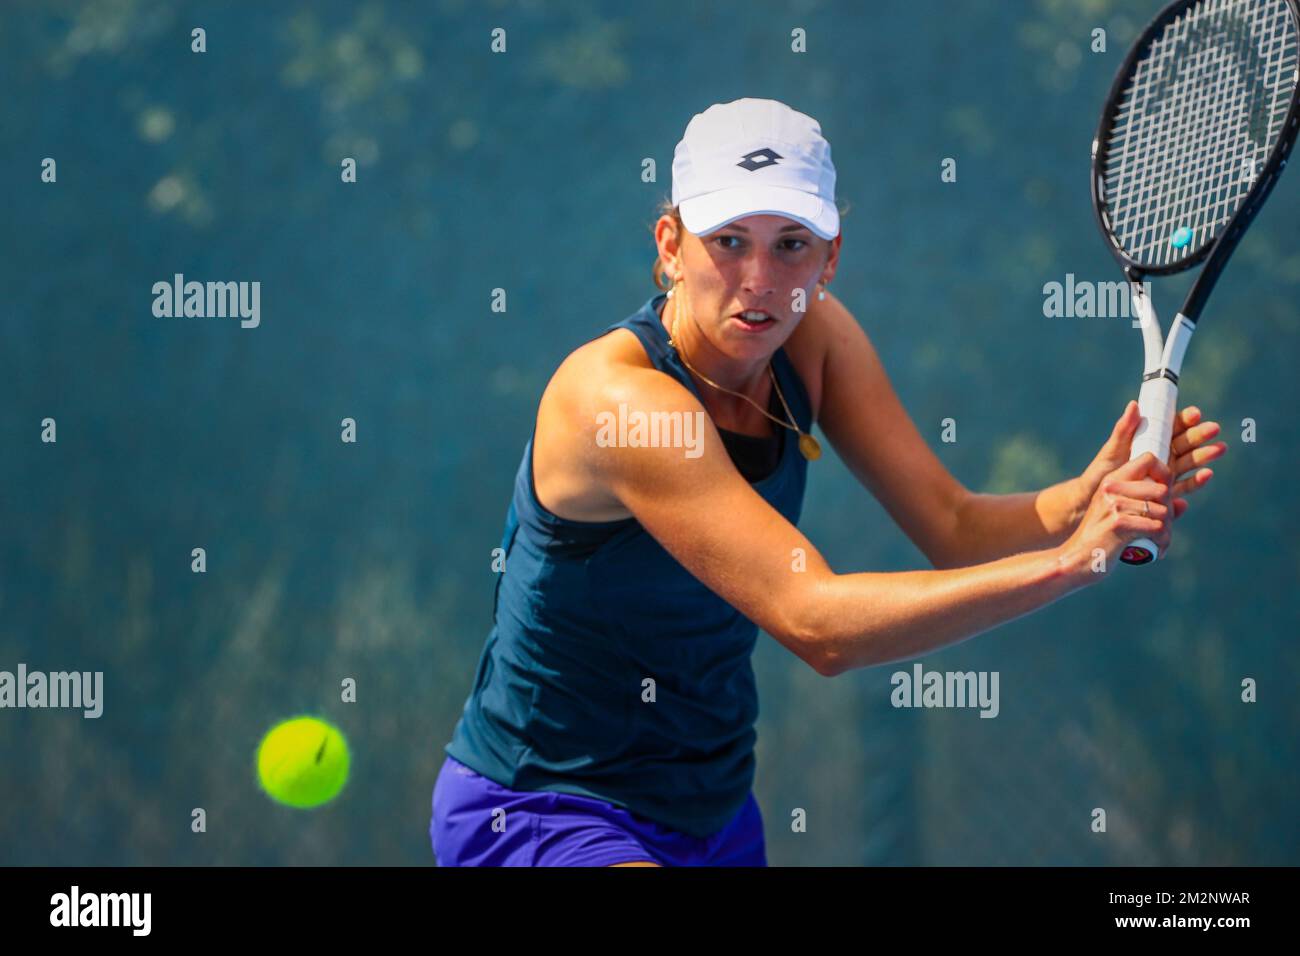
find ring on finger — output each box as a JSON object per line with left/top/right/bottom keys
{"left": 1143, "top": 500, "right": 1150, "bottom": 517}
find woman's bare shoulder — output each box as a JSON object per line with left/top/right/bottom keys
{"left": 540, "top": 326, "right": 658, "bottom": 416}
{"left": 532, "top": 326, "right": 672, "bottom": 522}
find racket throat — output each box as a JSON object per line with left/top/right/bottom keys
{"left": 1131, "top": 312, "right": 1195, "bottom": 461}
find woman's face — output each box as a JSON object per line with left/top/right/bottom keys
{"left": 660, "top": 213, "right": 841, "bottom": 361}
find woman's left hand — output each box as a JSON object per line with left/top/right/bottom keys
{"left": 1073, "top": 400, "right": 1227, "bottom": 523}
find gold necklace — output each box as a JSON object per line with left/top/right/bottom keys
{"left": 667, "top": 287, "right": 822, "bottom": 462}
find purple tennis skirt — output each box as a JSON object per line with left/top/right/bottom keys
{"left": 430, "top": 754, "right": 767, "bottom": 867}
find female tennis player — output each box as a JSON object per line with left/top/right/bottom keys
{"left": 430, "top": 98, "right": 1226, "bottom": 867}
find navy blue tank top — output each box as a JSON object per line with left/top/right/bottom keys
{"left": 445, "top": 292, "right": 812, "bottom": 837}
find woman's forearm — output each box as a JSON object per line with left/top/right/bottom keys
{"left": 937, "top": 480, "right": 1087, "bottom": 568}
{"left": 799, "top": 545, "right": 1092, "bottom": 675}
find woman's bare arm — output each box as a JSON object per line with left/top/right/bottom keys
{"left": 567, "top": 358, "right": 1098, "bottom": 677}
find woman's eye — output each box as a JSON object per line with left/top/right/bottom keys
{"left": 714, "top": 236, "right": 808, "bottom": 252}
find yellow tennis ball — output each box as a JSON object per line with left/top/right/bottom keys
{"left": 256, "top": 717, "right": 350, "bottom": 809}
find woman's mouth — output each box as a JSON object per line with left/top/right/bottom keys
{"left": 731, "top": 309, "right": 776, "bottom": 331}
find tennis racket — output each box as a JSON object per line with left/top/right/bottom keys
{"left": 1091, "top": 0, "right": 1300, "bottom": 564}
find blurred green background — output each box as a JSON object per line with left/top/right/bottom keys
{"left": 1, "top": 0, "right": 1296, "bottom": 865}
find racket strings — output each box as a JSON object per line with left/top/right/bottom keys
{"left": 1110, "top": 0, "right": 1292, "bottom": 246}
{"left": 1102, "top": 0, "right": 1298, "bottom": 268}
{"left": 1111, "top": 1, "right": 1293, "bottom": 260}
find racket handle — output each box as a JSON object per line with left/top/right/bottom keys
{"left": 1121, "top": 376, "right": 1179, "bottom": 566}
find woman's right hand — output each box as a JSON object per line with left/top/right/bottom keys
{"left": 1058, "top": 451, "right": 1173, "bottom": 577}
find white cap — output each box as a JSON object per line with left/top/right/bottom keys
{"left": 671, "top": 98, "right": 839, "bottom": 240}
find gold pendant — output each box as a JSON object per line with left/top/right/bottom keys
{"left": 798, "top": 432, "right": 822, "bottom": 461}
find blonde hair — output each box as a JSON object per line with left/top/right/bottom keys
{"left": 649, "top": 196, "right": 851, "bottom": 291}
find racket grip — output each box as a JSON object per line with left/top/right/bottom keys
{"left": 1121, "top": 376, "right": 1179, "bottom": 566}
